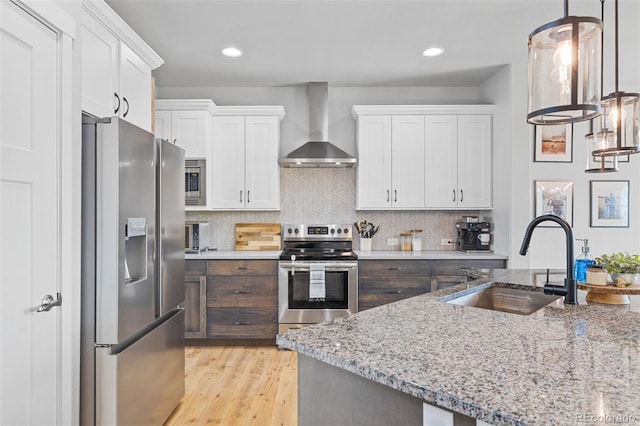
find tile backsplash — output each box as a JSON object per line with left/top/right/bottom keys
{"left": 186, "top": 168, "right": 484, "bottom": 251}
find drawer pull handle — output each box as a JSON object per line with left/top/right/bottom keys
{"left": 234, "top": 290, "right": 252, "bottom": 294}
{"left": 233, "top": 321, "right": 252, "bottom": 326}
{"left": 388, "top": 267, "right": 402, "bottom": 271}
{"left": 235, "top": 266, "right": 249, "bottom": 270}
{"left": 386, "top": 290, "right": 402, "bottom": 294}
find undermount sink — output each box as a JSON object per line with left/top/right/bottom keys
{"left": 443, "top": 285, "right": 563, "bottom": 315}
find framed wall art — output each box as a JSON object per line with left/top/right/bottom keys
{"left": 590, "top": 180, "right": 630, "bottom": 228}
{"left": 534, "top": 180, "right": 574, "bottom": 226}
{"left": 533, "top": 123, "right": 573, "bottom": 163}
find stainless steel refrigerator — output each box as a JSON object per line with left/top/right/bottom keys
{"left": 81, "top": 116, "right": 185, "bottom": 425}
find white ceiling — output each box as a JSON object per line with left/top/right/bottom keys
{"left": 106, "top": 0, "right": 640, "bottom": 89}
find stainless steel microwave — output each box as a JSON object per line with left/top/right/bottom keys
{"left": 185, "top": 159, "right": 206, "bottom": 206}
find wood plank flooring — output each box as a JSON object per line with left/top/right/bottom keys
{"left": 165, "top": 346, "right": 297, "bottom": 425}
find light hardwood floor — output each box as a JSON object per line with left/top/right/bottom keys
{"left": 165, "top": 346, "right": 298, "bottom": 425}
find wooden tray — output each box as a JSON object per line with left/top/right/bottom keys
{"left": 235, "top": 223, "right": 281, "bottom": 251}
{"left": 577, "top": 282, "right": 640, "bottom": 305}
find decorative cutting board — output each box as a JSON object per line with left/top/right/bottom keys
{"left": 235, "top": 223, "right": 281, "bottom": 251}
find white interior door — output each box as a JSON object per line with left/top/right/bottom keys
{"left": 1, "top": 2, "right": 60, "bottom": 424}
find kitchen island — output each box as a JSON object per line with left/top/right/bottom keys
{"left": 276, "top": 269, "right": 640, "bottom": 425}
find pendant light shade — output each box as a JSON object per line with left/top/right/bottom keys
{"left": 527, "top": 10, "right": 603, "bottom": 125}
{"left": 585, "top": 121, "right": 619, "bottom": 173}
{"left": 591, "top": 0, "right": 640, "bottom": 156}
{"left": 592, "top": 92, "right": 640, "bottom": 155}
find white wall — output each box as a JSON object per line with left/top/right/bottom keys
{"left": 481, "top": 60, "right": 640, "bottom": 271}
{"left": 479, "top": 65, "right": 511, "bottom": 263}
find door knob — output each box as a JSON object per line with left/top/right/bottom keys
{"left": 37, "top": 293, "right": 62, "bottom": 312}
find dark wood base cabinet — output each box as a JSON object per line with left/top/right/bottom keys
{"left": 359, "top": 258, "right": 507, "bottom": 311}
{"left": 358, "top": 261, "right": 430, "bottom": 311}
{"left": 184, "top": 260, "right": 207, "bottom": 338}
{"left": 184, "top": 258, "right": 507, "bottom": 341}
{"left": 185, "top": 259, "right": 278, "bottom": 343}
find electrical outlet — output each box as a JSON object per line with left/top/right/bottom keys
{"left": 387, "top": 238, "right": 398, "bottom": 246}
{"left": 441, "top": 238, "right": 452, "bottom": 246}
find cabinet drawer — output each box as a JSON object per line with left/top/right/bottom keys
{"left": 359, "top": 260, "right": 430, "bottom": 276}
{"left": 207, "top": 260, "right": 277, "bottom": 276}
{"left": 430, "top": 259, "right": 506, "bottom": 276}
{"left": 207, "top": 276, "right": 277, "bottom": 307}
{"left": 185, "top": 259, "right": 207, "bottom": 276}
{"left": 207, "top": 307, "right": 277, "bottom": 339}
{"left": 358, "top": 276, "right": 429, "bottom": 311}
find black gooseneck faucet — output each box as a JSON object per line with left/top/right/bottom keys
{"left": 519, "top": 215, "right": 578, "bottom": 305}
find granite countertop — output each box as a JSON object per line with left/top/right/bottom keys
{"left": 277, "top": 269, "right": 640, "bottom": 425}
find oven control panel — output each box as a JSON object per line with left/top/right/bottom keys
{"left": 282, "top": 224, "right": 352, "bottom": 241}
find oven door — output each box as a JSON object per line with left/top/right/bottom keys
{"left": 278, "top": 261, "right": 358, "bottom": 326}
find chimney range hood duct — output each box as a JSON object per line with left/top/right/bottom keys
{"left": 279, "top": 82, "right": 356, "bottom": 168}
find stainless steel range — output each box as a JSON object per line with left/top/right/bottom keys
{"left": 278, "top": 224, "right": 358, "bottom": 333}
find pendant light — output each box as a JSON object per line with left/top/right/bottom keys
{"left": 585, "top": 0, "right": 619, "bottom": 173}
{"left": 592, "top": 0, "right": 640, "bottom": 156}
{"left": 527, "top": 0, "right": 603, "bottom": 125}
{"left": 586, "top": 120, "right": 619, "bottom": 173}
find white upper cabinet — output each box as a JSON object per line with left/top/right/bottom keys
{"left": 356, "top": 115, "right": 393, "bottom": 208}
{"left": 424, "top": 115, "right": 458, "bottom": 208}
{"left": 81, "top": 0, "right": 163, "bottom": 131}
{"left": 457, "top": 115, "right": 492, "bottom": 209}
{"left": 212, "top": 107, "right": 285, "bottom": 210}
{"left": 425, "top": 114, "right": 492, "bottom": 209}
{"left": 155, "top": 99, "right": 215, "bottom": 159}
{"left": 355, "top": 115, "right": 425, "bottom": 209}
{"left": 391, "top": 115, "right": 425, "bottom": 208}
{"left": 353, "top": 105, "right": 493, "bottom": 211}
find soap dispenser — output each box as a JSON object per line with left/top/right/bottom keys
{"left": 574, "top": 239, "right": 595, "bottom": 283}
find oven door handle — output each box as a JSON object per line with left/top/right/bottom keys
{"left": 279, "top": 262, "right": 358, "bottom": 271}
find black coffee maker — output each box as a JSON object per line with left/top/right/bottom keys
{"left": 456, "top": 221, "right": 492, "bottom": 252}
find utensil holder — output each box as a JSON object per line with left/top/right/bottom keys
{"left": 360, "top": 238, "right": 372, "bottom": 251}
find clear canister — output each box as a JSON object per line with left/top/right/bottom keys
{"left": 411, "top": 229, "right": 422, "bottom": 252}
{"left": 400, "top": 233, "right": 412, "bottom": 251}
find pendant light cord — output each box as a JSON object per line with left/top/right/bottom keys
{"left": 614, "top": 0, "right": 619, "bottom": 93}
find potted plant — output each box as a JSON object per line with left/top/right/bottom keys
{"left": 594, "top": 252, "right": 640, "bottom": 286}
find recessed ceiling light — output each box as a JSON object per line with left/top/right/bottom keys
{"left": 422, "top": 47, "right": 444, "bottom": 57}
{"left": 222, "top": 47, "right": 243, "bottom": 58}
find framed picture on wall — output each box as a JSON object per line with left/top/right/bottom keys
{"left": 534, "top": 180, "right": 574, "bottom": 226}
{"left": 590, "top": 180, "right": 630, "bottom": 228}
{"left": 533, "top": 124, "right": 573, "bottom": 163}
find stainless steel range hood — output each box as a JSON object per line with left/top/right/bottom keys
{"left": 279, "top": 82, "right": 356, "bottom": 168}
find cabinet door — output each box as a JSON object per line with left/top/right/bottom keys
{"left": 356, "top": 115, "right": 392, "bottom": 209}
{"left": 212, "top": 116, "right": 246, "bottom": 208}
{"left": 457, "top": 115, "right": 492, "bottom": 209}
{"left": 245, "top": 116, "right": 280, "bottom": 209}
{"left": 118, "top": 42, "right": 152, "bottom": 131}
{"left": 154, "top": 110, "right": 172, "bottom": 141}
{"left": 391, "top": 115, "right": 425, "bottom": 208}
{"left": 81, "top": 11, "right": 118, "bottom": 118}
{"left": 184, "top": 276, "right": 206, "bottom": 338}
{"left": 172, "top": 110, "right": 208, "bottom": 158}
{"left": 424, "top": 115, "right": 458, "bottom": 208}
